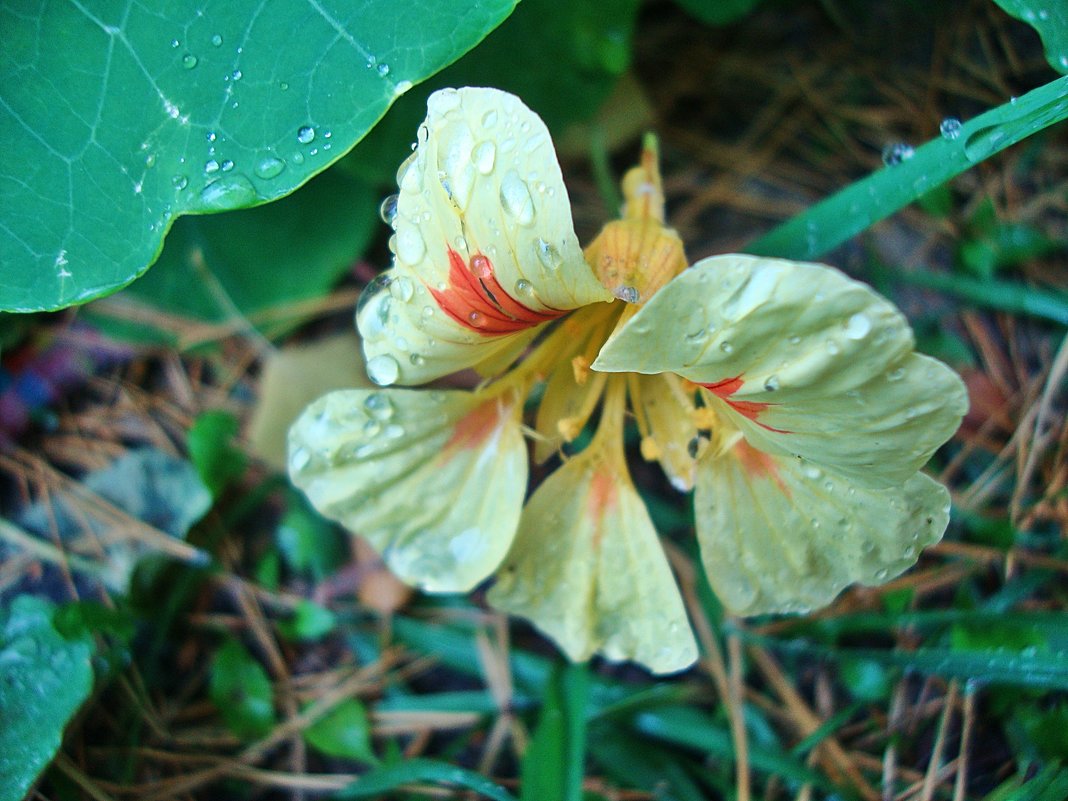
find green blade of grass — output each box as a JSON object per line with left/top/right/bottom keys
{"left": 335, "top": 757, "right": 517, "bottom": 801}
{"left": 894, "top": 268, "right": 1068, "bottom": 326}
{"left": 747, "top": 75, "right": 1068, "bottom": 260}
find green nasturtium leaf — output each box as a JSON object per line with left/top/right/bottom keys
{"left": 0, "top": 596, "right": 94, "bottom": 800}
{"left": 992, "top": 0, "right": 1068, "bottom": 75}
{"left": 209, "top": 638, "right": 276, "bottom": 740}
{"left": 0, "top": 0, "right": 519, "bottom": 313}
{"left": 343, "top": 0, "right": 641, "bottom": 186}
{"left": 86, "top": 169, "right": 376, "bottom": 346}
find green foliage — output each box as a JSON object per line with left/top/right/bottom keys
{"left": 277, "top": 599, "right": 336, "bottom": 641}
{"left": 187, "top": 410, "right": 247, "bottom": 497}
{"left": 958, "top": 199, "right": 1061, "bottom": 279}
{"left": 343, "top": 0, "right": 641, "bottom": 186}
{"left": 0, "top": 0, "right": 518, "bottom": 313}
{"left": 992, "top": 0, "right": 1068, "bottom": 75}
{"left": 275, "top": 490, "right": 349, "bottom": 580}
{"left": 673, "top": 0, "right": 765, "bottom": 26}
{"left": 89, "top": 170, "right": 377, "bottom": 345}
{"left": 0, "top": 597, "right": 94, "bottom": 801}
{"left": 303, "top": 698, "right": 376, "bottom": 762}
{"left": 336, "top": 757, "right": 517, "bottom": 800}
{"left": 209, "top": 639, "right": 276, "bottom": 740}
{"left": 521, "top": 665, "right": 589, "bottom": 801}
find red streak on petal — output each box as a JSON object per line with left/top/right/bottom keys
{"left": 698, "top": 375, "right": 792, "bottom": 434}
{"left": 733, "top": 439, "right": 789, "bottom": 495}
{"left": 444, "top": 398, "right": 505, "bottom": 452}
{"left": 587, "top": 469, "right": 618, "bottom": 549}
{"left": 429, "top": 247, "right": 565, "bottom": 335}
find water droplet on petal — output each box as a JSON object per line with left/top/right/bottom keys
{"left": 290, "top": 446, "right": 310, "bottom": 471}
{"left": 685, "top": 327, "right": 707, "bottom": 342}
{"left": 182, "top": 54, "right": 198, "bottom": 69}
{"left": 788, "top": 334, "right": 801, "bottom": 345}
{"left": 826, "top": 340, "right": 841, "bottom": 355}
{"left": 389, "top": 276, "right": 414, "bottom": 302}
{"left": 379, "top": 193, "right": 399, "bottom": 225}
{"left": 297, "top": 125, "right": 315, "bottom": 144}
{"left": 366, "top": 354, "right": 400, "bottom": 386}
{"left": 396, "top": 226, "right": 426, "bottom": 265}
{"left": 409, "top": 353, "right": 425, "bottom": 366}
{"left": 613, "top": 285, "right": 640, "bottom": 303}
{"left": 499, "top": 170, "right": 535, "bottom": 226}
{"left": 533, "top": 238, "right": 562, "bottom": 270}
{"left": 472, "top": 140, "right": 496, "bottom": 175}
{"left": 939, "top": 117, "right": 962, "bottom": 140}
{"left": 886, "top": 366, "right": 906, "bottom": 382}
{"left": 844, "top": 312, "right": 871, "bottom": 339}
{"left": 764, "top": 375, "right": 780, "bottom": 391}
{"left": 363, "top": 393, "right": 395, "bottom": 420}
{"left": 254, "top": 156, "right": 285, "bottom": 179}
{"left": 720, "top": 341, "right": 734, "bottom": 354}
{"left": 481, "top": 109, "right": 498, "bottom": 128}
{"left": 472, "top": 254, "right": 493, "bottom": 279}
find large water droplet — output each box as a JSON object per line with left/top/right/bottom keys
{"left": 499, "top": 170, "right": 535, "bottom": 226}
{"left": 220, "top": 159, "right": 234, "bottom": 172}
{"left": 366, "top": 354, "right": 400, "bottom": 386}
{"left": 613, "top": 285, "right": 640, "bottom": 303}
{"left": 172, "top": 174, "right": 188, "bottom": 190}
{"left": 204, "top": 159, "right": 220, "bottom": 174}
{"left": 357, "top": 273, "right": 392, "bottom": 320}
{"left": 199, "top": 174, "right": 257, "bottom": 209}
{"left": 363, "top": 393, "right": 394, "bottom": 420}
{"left": 182, "top": 54, "right": 198, "bottom": 69}
{"left": 231, "top": 68, "right": 242, "bottom": 80}
{"left": 254, "top": 156, "right": 285, "bottom": 180}
{"left": 211, "top": 33, "right": 223, "bottom": 46}
{"left": 514, "top": 279, "right": 533, "bottom": 296}
{"left": 472, "top": 140, "right": 496, "bottom": 175}
{"left": 939, "top": 117, "right": 963, "bottom": 140}
{"left": 389, "top": 276, "right": 414, "bottom": 302}
{"left": 379, "top": 193, "right": 399, "bottom": 225}
{"left": 533, "top": 238, "right": 562, "bottom": 270}
{"left": 297, "top": 125, "right": 315, "bottom": 144}
{"left": 396, "top": 226, "right": 426, "bottom": 265}
{"left": 844, "top": 312, "right": 871, "bottom": 339}
{"left": 881, "top": 142, "right": 914, "bottom": 166}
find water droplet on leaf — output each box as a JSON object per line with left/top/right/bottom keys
{"left": 254, "top": 156, "right": 285, "bottom": 179}
{"left": 211, "top": 33, "right": 223, "bottom": 46}
{"left": 182, "top": 54, "right": 197, "bottom": 69}
{"left": 881, "top": 142, "right": 914, "bottom": 166}
{"left": 297, "top": 125, "right": 315, "bottom": 144}
{"left": 939, "top": 117, "right": 962, "bottom": 140}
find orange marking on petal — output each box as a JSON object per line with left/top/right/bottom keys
{"left": 587, "top": 469, "right": 618, "bottom": 549}
{"left": 429, "top": 247, "right": 566, "bottom": 335}
{"left": 698, "top": 375, "right": 792, "bottom": 434}
{"left": 445, "top": 399, "right": 505, "bottom": 452}
{"left": 733, "top": 439, "right": 788, "bottom": 495}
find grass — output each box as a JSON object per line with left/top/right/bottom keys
{"left": 2, "top": 0, "right": 1068, "bottom": 800}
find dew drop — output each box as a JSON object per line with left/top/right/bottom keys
{"left": 764, "top": 375, "right": 780, "bottom": 391}
{"left": 533, "top": 238, "right": 562, "bottom": 270}
{"left": 396, "top": 226, "right": 426, "bottom": 264}
{"left": 720, "top": 341, "right": 734, "bottom": 354}
{"left": 366, "top": 354, "right": 400, "bottom": 386}
{"left": 376, "top": 62, "right": 390, "bottom": 77}
{"left": 379, "top": 193, "right": 399, "bottom": 225}
{"left": 389, "top": 276, "right": 414, "bottom": 302}
{"left": 826, "top": 340, "right": 840, "bottom": 355}
{"left": 363, "top": 393, "right": 395, "bottom": 420}
{"left": 290, "top": 446, "right": 310, "bottom": 471}
{"left": 211, "top": 33, "right": 223, "bottom": 46}
{"left": 254, "top": 156, "right": 285, "bottom": 180}
{"left": 199, "top": 174, "right": 256, "bottom": 209}
{"left": 844, "top": 312, "right": 871, "bottom": 339}
{"left": 499, "top": 170, "right": 535, "bottom": 226}
{"left": 939, "top": 117, "right": 963, "bottom": 140}
{"left": 472, "top": 140, "right": 496, "bottom": 175}
{"left": 788, "top": 334, "right": 802, "bottom": 345}
{"left": 454, "top": 235, "right": 468, "bottom": 252}
{"left": 482, "top": 109, "right": 498, "bottom": 129}
{"left": 182, "top": 54, "right": 198, "bottom": 69}
{"left": 279, "top": 81, "right": 289, "bottom": 91}
{"left": 468, "top": 311, "right": 484, "bottom": 327}
{"left": 881, "top": 142, "right": 915, "bottom": 166}
{"left": 207, "top": 131, "right": 217, "bottom": 142}
{"left": 231, "top": 68, "right": 242, "bottom": 80}
{"left": 297, "top": 125, "right": 315, "bottom": 144}
{"left": 204, "top": 159, "right": 220, "bottom": 174}
{"left": 384, "top": 424, "right": 404, "bottom": 439}
{"left": 515, "top": 279, "right": 533, "bottom": 295}
{"left": 393, "top": 80, "right": 413, "bottom": 97}
{"left": 409, "top": 353, "right": 425, "bottom": 366}
{"left": 171, "top": 38, "right": 180, "bottom": 48}
{"left": 291, "top": 151, "right": 304, "bottom": 165}
{"left": 220, "top": 159, "right": 234, "bottom": 172}
{"left": 356, "top": 273, "right": 392, "bottom": 315}
{"left": 685, "top": 327, "right": 707, "bottom": 342}
{"left": 875, "top": 568, "right": 890, "bottom": 580}
{"left": 613, "top": 285, "right": 640, "bottom": 303}
{"left": 362, "top": 419, "right": 382, "bottom": 438}
{"left": 172, "top": 174, "right": 188, "bottom": 190}
{"left": 472, "top": 254, "right": 493, "bottom": 279}
{"left": 886, "top": 366, "right": 906, "bottom": 382}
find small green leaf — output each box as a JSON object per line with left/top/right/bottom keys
{"left": 336, "top": 757, "right": 517, "bottom": 801}
{"left": 0, "top": 0, "right": 519, "bottom": 313}
{"left": 209, "top": 639, "right": 275, "bottom": 740}
{"left": 958, "top": 221, "right": 1059, "bottom": 279}
{"left": 277, "top": 600, "right": 336, "bottom": 642}
{"left": 276, "top": 490, "right": 349, "bottom": 580}
{"left": 187, "top": 410, "right": 247, "bottom": 498}
{"left": 0, "top": 596, "right": 94, "bottom": 801}
{"left": 673, "top": 0, "right": 764, "bottom": 26}
{"left": 992, "top": 0, "right": 1068, "bottom": 75}
{"left": 303, "top": 698, "right": 376, "bottom": 762}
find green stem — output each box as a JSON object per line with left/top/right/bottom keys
{"left": 746, "top": 75, "right": 1068, "bottom": 260}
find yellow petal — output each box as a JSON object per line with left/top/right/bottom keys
{"left": 488, "top": 441, "right": 697, "bottom": 674}
{"left": 288, "top": 387, "right": 527, "bottom": 592}
{"left": 631, "top": 373, "right": 700, "bottom": 491}
{"left": 358, "top": 87, "right": 612, "bottom": 387}
{"left": 694, "top": 435, "right": 950, "bottom": 615}
{"left": 592, "top": 254, "right": 967, "bottom": 487}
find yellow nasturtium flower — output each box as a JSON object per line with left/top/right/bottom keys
{"left": 289, "top": 87, "right": 968, "bottom": 674}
